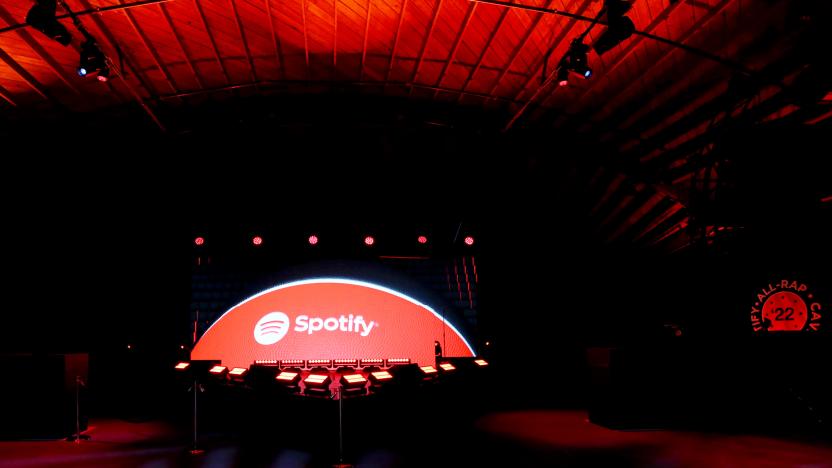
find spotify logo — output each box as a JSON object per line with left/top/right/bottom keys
{"left": 254, "top": 312, "right": 291, "bottom": 345}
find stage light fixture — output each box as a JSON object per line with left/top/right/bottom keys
{"left": 594, "top": 0, "right": 636, "bottom": 55}
{"left": 565, "top": 40, "right": 592, "bottom": 80}
{"left": 385, "top": 358, "right": 411, "bottom": 367}
{"left": 304, "top": 373, "right": 332, "bottom": 396}
{"left": 279, "top": 359, "right": 304, "bottom": 368}
{"left": 209, "top": 365, "right": 228, "bottom": 378}
{"left": 334, "top": 359, "right": 358, "bottom": 368}
{"left": 439, "top": 363, "right": 456, "bottom": 372}
{"left": 360, "top": 358, "right": 384, "bottom": 368}
{"left": 308, "top": 235, "right": 318, "bottom": 245}
{"left": 78, "top": 40, "right": 109, "bottom": 82}
{"left": 194, "top": 237, "right": 204, "bottom": 246}
{"left": 228, "top": 367, "right": 248, "bottom": 381}
{"left": 252, "top": 236, "right": 263, "bottom": 246}
{"left": 557, "top": 66, "right": 570, "bottom": 87}
{"left": 340, "top": 373, "right": 368, "bottom": 395}
{"left": 419, "top": 365, "right": 439, "bottom": 381}
{"left": 369, "top": 370, "right": 393, "bottom": 384}
{"left": 255, "top": 359, "right": 279, "bottom": 365}
{"left": 175, "top": 362, "right": 190, "bottom": 370}
{"left": 417, "top": 235, "right": 428, "bottom": 244}
{"left": 474, "top": 359, "right": 489, "bottom": 367}
{"left": 364, "top": 236, "right": 375, "bottom": 246}
{"left": 275, "top": 370, "right": 301, "bottom": 389}
{"left": 464, "top": 236, "right": 475, "bottom": 246}
{"left": 26, "top": 0, "right": 72, "bottom": 46}
{"left": 307, "top": 359, "right": 333, "bottom": 369}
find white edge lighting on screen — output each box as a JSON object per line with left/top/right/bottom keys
{"left": 197, "top": 278, "right": 476, "bottom": 356}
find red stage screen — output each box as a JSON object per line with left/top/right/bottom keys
{"left": 191, "top": 279, "right": 475, "bottom": 369}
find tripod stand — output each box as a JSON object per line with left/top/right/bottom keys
{"left": 65, "top": 376, "right": 90, "bottom": 443}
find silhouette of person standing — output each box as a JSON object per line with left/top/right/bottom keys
{"left": 434, "top": 340, "right": 442, "bottom": 367}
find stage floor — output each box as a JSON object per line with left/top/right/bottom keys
{"left": 1, "top": 411, "right": 830, "bottom": 467}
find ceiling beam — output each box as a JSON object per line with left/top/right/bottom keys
{"left": 431, "top": 1, "right": 476, "bottom": 98}
{"left": 229, "top": 0, "right": 257, "bottom": 82}
{"left": 359, "top": 0, "right": 371, "bottom": 81}
{"left": 159, "top": 3, "right": 204, "bottom": 88}
{"left": 0, "top": 5, "right": 80, "bottom": 95}
{"left": 409, "top": 0, "right": 444, "bottom": 84}
{"left": 120, "top": 0, "right": 179, "bottom": 93}
{"left": 301, "top": 0, "right": 310, "bottom": 78}
{"left": 386, "top": 0, "right": 410, "bottom": 81}
{"left": 484, "top": 0, "right": 556, "bottom": 101}
{"left": 455, "top": 6, "right": 510, "bottom": 104}
{"left": 0, "top": 0, "right": 171, "bottom": 35}
{"left": 193, "top": 0, "right": 230, "bottom": 84}
{"left": 0, "top": 83, "right": 17, "bottom": 106}
{"left": 265, "top": 0, "right": 285, "bottom": 80}
{"left": 0, "top": 47, "right": 52, "bottom": 101}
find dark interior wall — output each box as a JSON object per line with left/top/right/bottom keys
{"left": 2, "top": 97, "right": 829, "bottom": 426}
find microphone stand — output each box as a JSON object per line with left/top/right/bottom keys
{"left": 66, "top": 376, "right": 90, "bottom": 443}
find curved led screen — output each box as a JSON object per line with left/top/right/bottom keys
{"left": 191, "top": 278, "right": 475, "bottom": 369}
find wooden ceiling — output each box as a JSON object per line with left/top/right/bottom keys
{"left": 1, "top": 0, "right": 829, "bottom": 251}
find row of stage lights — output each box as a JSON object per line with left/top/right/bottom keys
{"left": 175, "top": 357, "right": 489, "bottom": 398}
{"left": 193, "top": 235, "right": 476, "bottom": 247}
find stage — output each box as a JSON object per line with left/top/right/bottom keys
{"left": 2, "top": 410, "right": 830, "bottom": 467}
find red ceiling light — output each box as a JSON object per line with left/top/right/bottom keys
{"left": 464, "top": 236, "right": 475, "bottom": 246}
{"left": 364, "top": 236, "right": 375, "bottom": 246}
{"left": 308, "top": 235, "right": 318, "bottom": 245}
{"left": 194, "top": 237, "right": 205, "bottom": 246}
{"left": 417, "top": 235, "right": 428, "bottom": 244}
{"left": 252, "top": 236, "right": 263, "bottom": 246}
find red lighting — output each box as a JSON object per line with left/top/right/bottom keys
{"left": 558, "top": 79, "right": 569, "bottom": 87}
{"left": 276, "top": 371, "right": 299, "bottom": 381}
{"left": 252, "top": 236, "right": 263, "bottom": 246}
{"left": 417, "top": 235, "right": 428, "bottom": 244}
{"left": 334, "top": 359, "right": 358, "bottom": 367}
{"left": 343, "top": 374, "right": 367, "bottom": 384}
{"left": 175, "top": 362, "right": 190, "bottom": 370}
{"left": 360, "top": 358, "right": 384, "bottom": 367}
{"left": 364, "top": 236, "right": 375, "bottom": 246}
{"left": 255, "top": 359, "right": 279, "bottom": 365}
{"left": 474, "top": 359, "right": 489, "bottom": 366}
{"left": 209, "top": 365, "right": 227, "bottom": 374}
{"left": 464, "top": 236, "right": 475, "bottom": 246}
{"left": 386, "top": 358, "right": 411, "bottom": 366}
{"left": 370, "top": 371, "right": 393, "bottom": 381}
{"left": 304, "top": 374, "right": 329, "bottom": 384}
{"left": 279, "top": 359, "right": 304, "bottom": 367}
{"left": 194, "top": 237, "right": 205, "bottom": 246}
{"left": 307, "top": 359, "right": 332, "bottom": 368}
{"left": 308, "top": 235, "right": 318, "bottom": 245}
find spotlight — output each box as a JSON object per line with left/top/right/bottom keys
{"left": 175, "top": 362, "right": 190, "bottom": 371}
{"left": 385, "top": 358, "right": 411, "bottom": 367}
{"left": 474, "top": 359, "right": 489, "bottom": 367}
{"left": 439, "top": 362, "right": 456, "bottom": 373}
{"left": 307, "top": 359, "right": 333, "bottom": 369}
{"left": 339, "top": 373, "right": 368, "bottom": 396}
{"left": 557, "top": 66, "right": 570, "bottom": 87}
{"left": 308, "top": 235, "right": 318, "bottom": 245}
{"left": 228, "top": 367, "right": 248, "bottom": 381}
{"left": 464, "top": 236, "right": 475, "bottom": 246}
{"left": 303, "top": 372, "right": 332, "bottom": 396}
{"left": 26, "top": 0, "right": 72, "bottom": 46}
{"left": 275, "top": 370, "right": 302, "bottom": 392}
{"left": 364, "top": 236, "right": 375, "bottom": 246}
{"left": 418, "top": 365, "right": 439, "bottom": 381}
{"left": 194, "top": 237, "right": 205, "bottom": 246}
{"left": 417, "top": 235, "right": 428, "bottom": 244}
{"left": 252, "top": 236, "right": 263, "bottom": 246}
{"left": 360, "top": 359, "right": 384, "bottom": 368}
{"left": 565, "top": 40, "right": 592, "bottom": 80}
{"left": 78, "top": 40, "right": 109, "bottom": 81}
{"left": 208, "top": 365, "right": 228, "bottom": 379}
{"left": 279, "top": 359, "right": 305, "bottom": 368}
{"left": 594, "top": 0, "right": 635, "bottom": 55}
{"left": 334, "top": 359, "right": 358, "bottom": 368}
{"left": 369, "top": 370, "right": 393, "bottom": 385}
